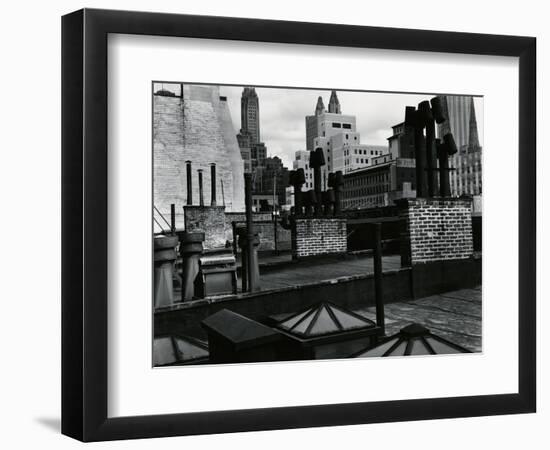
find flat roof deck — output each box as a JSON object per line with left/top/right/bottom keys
{"left": 239, "top": 254, "right": 402, "bottom": 291}
{"left": 354, "top": 287, "right": 482, "bottom": 352}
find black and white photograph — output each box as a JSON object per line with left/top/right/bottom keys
{"left": 1, "top": 0, "right": 543, "bottom": 446}
{"left": 152, "top": 82, "right": 483, "bottom": 366}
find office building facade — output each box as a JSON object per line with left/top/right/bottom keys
{"left": 437, "top": 95, "right": 482, "bottom": 196}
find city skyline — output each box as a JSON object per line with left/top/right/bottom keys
{"left": 152, "top": 82, "right": 484, "bottom": 169}
{"left": 219, "top": 85, "right": 484, "bottom": 168}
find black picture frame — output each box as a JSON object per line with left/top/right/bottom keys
{"left": 61, "top": 8, "right": 536, "bottom": 442}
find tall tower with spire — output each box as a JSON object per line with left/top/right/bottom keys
{"left": 240, "top": 87, "right": 260, "bottom": 144}
{"left": 328, "top": 90, "right": 341, "bottom": 114}
{"left": 306, "top": 91, "right": 345, "bottom": 151}
{"left": 436, "top": 95, "right": 482, "bottom": 196}
{"left": 237, "top": 87, "right": 267, "bottom": 176}
{"left": 468, "top": 96, "right": 480, "bottom": 150}
{"left": 315, "top": 96, "right": 325, "bottom": 115}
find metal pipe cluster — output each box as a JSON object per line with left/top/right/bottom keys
{"left": 405, "top": 97, "right": 457, "bottom": 198}
{"left": 287, "top": 148, "right": 344, "bottom": 217}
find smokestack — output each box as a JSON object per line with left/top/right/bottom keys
{"left": 186, "top": 161, "right": 192, "bottom": 205}
{"left": 310, "top": 148, "right": 326, "bottom": 216}
{"left": 198, "top": 169, "right": 204, "bottom": 207}
{"left": 210, "top": 164, "right": 217, "bottom": 206}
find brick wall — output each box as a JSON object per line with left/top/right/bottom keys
{"left": 398, "top": 198, "right": 473, "bottom": 265}
{"left": 153, "top": 86, "right": 245, "bottom": 230}
{"left": 225, "top": 213, "right": 291, "bottom": 251}
{"left": 292, "top": 218, "right": 347, "bottom": 258}
{"left": 183, "top": 208, "right": 292, "bottom": 252}
{"left": 184, "top": 206, "right": 227, "bottom": 250}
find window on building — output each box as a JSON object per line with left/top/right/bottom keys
{"left": 346, "top": 134, "right": 349, "bottom": 139}
{"left": 343, "top": 123, "right": 352, "bottom": 129}
{"left": 332, "top": 122, "right": 342, "bottom": 128}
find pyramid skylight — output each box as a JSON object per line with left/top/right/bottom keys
{"left": 277, "top": 302, "right": 376, "bottom": 338}
{"left": 352, "top": 323, "right": 471, "bottom": 357}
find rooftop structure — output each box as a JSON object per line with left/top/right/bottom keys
{"left": 153, "top": 84, "right": 245, "bottom": 223}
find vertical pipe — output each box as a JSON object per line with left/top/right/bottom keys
{"left": 179, "top": 232, "right": 204, "bottom": 302}
{"left": 244, "top": 173, "right": 260, "bottom": 292}
{"left": 236, "top": 228, "right": 248, "bottom": 292}
{"left": 220, "top": 180, "right": 226, "bottom": 207}
{"left": 240, "top": 240, "right": 248, "bottom": 292}
{"left": 437, "top": 140, "right": 451, "bottom": 197}
{"left": 232, "top": 221, "right": 238, "bottom": 256}
{"left": 413, "top": 121, "right": 428, "bottom": 197}
{"left": 425, "top": 119, "right": 438, "bottom": 197}
{"left": 294, "top": 185, "right": 302, "bottom": 216}
{"left": 210, "top": 164, "right": 217, "bottom": 206}
{"left": 292, "top": 168, "right": 305, "bottom": 216}
{"left": 273, "top": 214, "right": 278, "bottom": 254}
{"left": 313, "top": 166, "right": 322, "bottom": 216}
{"left": 198, "top": 169, "right": 204, "bottom": 207}
{"left": 334, "top": 171, "right": 343, "bottom": 215}
{"left": 186, "top": 161, "right": 192, "bottom": 205}
{"left": 170, "top": 203, "right": 176, "bottom": 235}
{"left": 374, "top": 222, "right": 385, "bottom": 335}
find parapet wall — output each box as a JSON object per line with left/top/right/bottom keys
{"left": 398, "top": 197, "right": 473, "bottom": 265}
{"left": 292, "top": 218, "right": 347, "bottom": 259}
{"left": 183, "top": 207, "right": 291, "bottom": 251}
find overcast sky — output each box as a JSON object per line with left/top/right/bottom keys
{"left": 154, "top": 83, "right": 483, "bottom": 168}
{"left": 219, "top": 85, "right": 483, "bottom": 168}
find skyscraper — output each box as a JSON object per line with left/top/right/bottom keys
{"left": 438, "top": 96, "right": 480, "bottom": 150}
{"left": 328, "top": 90, "right": 341, "bottom": 114}
{"left": 315, "top": 96, "right": 325, "bottom": 115}
{"left": 304, "top": 90, "right": 385, "bottom": 188}
{"left": 437, "top": 95, "right": 482, "bottom": 196}
{"left": 240, "top": 87, "right": 260, "bottom": 144}
{"left": 237, "top": 87, "right": 267, "bottom": 175}
{"left": 306, "top": 91, "right": 343, "bottom": 151}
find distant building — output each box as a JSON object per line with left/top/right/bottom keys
{"left": 253, "top": 156, "right": 289, "bottom": 208}
{"left": 342, "top": 160, "right": 416, "bottom": 209}
{"left": 342, "top": 121, "right": 417, "bottom": 209}
{"left": 327, "top": 90, "right": 341, "bottom": 114}
{"left": 284, "top": 186, "right": 294, "bottom": 209}
{"left": 388, "top": 122, "right": 416, "bottom": 160}
{"left": 237, "top": 132, "right": 253, "bottom": 173}
{"left": 240, "top": 87, "right": 260, "bottom": 144}
{"left": 236, "top": 87, "right": 268, "bottom": 187}
{"left": 305, "top": 96, "right": 325, "bottom": 151}
{"left": 437, "top": 95, "right": 482, "bottom": 196}
{"left": 305, "top": 90, "right": 385, "bottom": 188}
{"left": 292, "top": 150, "right": 314, "bottom": 190}
{"left": 251, "top": 193, "right": 279, "bottom": 212}
{"left": 238, "top": 131, "right": 267, "bottom": 173}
